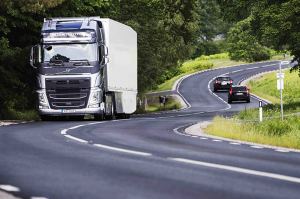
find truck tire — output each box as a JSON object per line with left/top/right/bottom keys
{"left": 105, "top": 93, "right": 116, "bottom": 120}
{"left": 116, "top": 113, "right": 130, "bottom": 119}
{"left": 94, "top": 111, "right": 105, "bottom": 120}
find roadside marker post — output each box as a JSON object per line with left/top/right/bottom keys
{"left": 259, "top": 101, "right": 263, "bottom": 122}
{"left": 278, "top": 61, "right": 289, "bottom": 120}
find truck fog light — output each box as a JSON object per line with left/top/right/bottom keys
{"left": 88, "top": 104, "right": 100, "bottom": 108}
{"left": 39, "top": 105, "right": 49, "bottom": 109}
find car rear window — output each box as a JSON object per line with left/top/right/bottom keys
{"left": 217, "top": 77, "right": 230, "bottom": 81}
{"left": 232, "top": 87, "right": 247, "bottom": 91}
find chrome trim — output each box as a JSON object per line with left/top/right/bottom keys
{"left": 49, "top": 93, "right": 87, "bottom": 100}
{"left": 51, "top": 102, "right": 85, "bottom": 108}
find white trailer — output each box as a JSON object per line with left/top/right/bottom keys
{"left": 101, "top": 19, "right": 137, "bottom": 114}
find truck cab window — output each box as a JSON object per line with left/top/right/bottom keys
{"left": 42, "top": 43, "right": 98, "bottom": 63}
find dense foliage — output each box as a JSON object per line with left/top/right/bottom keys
{"left": 0, "top": 0, "right": 300, "bottom": 119}
{"left": 227, "top": 16, "right": 271, "bottom": 62}
{"left": 219, "top": 0, "right": 300, "bottom": 70}
{"left": 0, "top": 0, "right": 200, "bottom": 118}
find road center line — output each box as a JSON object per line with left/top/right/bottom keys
{"left": 168, "top": 157, "right": 300, "bottom": 184}
{"left": 0, "top": 184, "right": 20, "bottom": 192}
{"left": 93, "top": 143, "right": 152, "bottom": 156}
{"left": 251, "top": 145, "right": 264, "bottom": 149}
{"left": 230, "top": 142, "right": 241, "bottom": 145}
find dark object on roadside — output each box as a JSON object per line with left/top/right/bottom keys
{"left": 213, "top": 76, "right": 233, "bottom": 92}
{"left": 228, "top": 85, "right": 250, "bottom": 104}
{"left": 159, "top": 96, "right": 167, "bottom": 107}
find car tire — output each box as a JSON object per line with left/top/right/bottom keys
{"left": 247, "top": 99, "right": 250, "bottom": 103}
{"left": 228, "top": 99, "right": 232, "bottom": 104}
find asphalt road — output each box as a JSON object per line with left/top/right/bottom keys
{"left": 1, "top": 61, "right": 299, "bottom": 199}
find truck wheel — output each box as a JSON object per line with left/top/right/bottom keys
{"left": 105, "top": 94, "right": 116, "bottom": 120}
{"left": 116, "top": 113, "right": 130, "bottom": 119}
{"left": 94, "top": 112, "right": 104, "bottom": 120}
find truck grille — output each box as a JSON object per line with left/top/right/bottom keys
{"left": 45, "top": 78, "right": 90, "bottom": 109}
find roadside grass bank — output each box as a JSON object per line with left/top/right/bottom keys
{"left": 247, "top": 68, "right": 300, "bottom": 104}
{"left": 156, "top": 53, "right": 246, "bottom": 92}
{"left": 154, "top": 53, "right": 288, "bottom": 92}
{"left": 2, "top": 109, "right": 39, "bottom": 121}
{"left": 205, "top": 70, "right": 300, "bottom": 149}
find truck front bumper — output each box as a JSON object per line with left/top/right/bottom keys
{"left": 39, "top": 107, "right": 103, "bottom": 116}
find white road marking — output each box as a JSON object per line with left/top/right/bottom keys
{"left": 61, "top": 129, "right": 67, "bottom": 135}
{"left": 0, "top": 184, "right": 20, "bottom": 192}
{"left": 230, "top": 142, "right": 241, "bottom": 145}
{"left": 31, "top": 197, "right": 48, "bottom": 199}
{"left": 212, "top": 139, "right": 222, "bottom": 142}
{"left": 200, "top": 137, "right": 208, "bottom": 140}
{"left": 93, "top": 143, "right": 152, "bottom": 156}
{"left": 251, "top": 145, "right": 264, "bottom": 149}
{"left": 64, "top": 134, "right": 88, "bottom": 143}
{"left": 275, "top": 149, "right": 290, "bottom": 153}
{"left": 169, "top": 157, "right": 300, "bottom": 184}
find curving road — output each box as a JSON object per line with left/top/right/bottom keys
{"left": 1, "top": 61, "right": 299, "bottom": 199}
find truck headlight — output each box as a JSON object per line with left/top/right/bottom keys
{"left": 38, "top": 92, "right": 47, "bottom": 104}
{"left": 88, "top": 89, "right": 101, "bottom": 107}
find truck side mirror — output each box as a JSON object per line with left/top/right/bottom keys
{"left": 99, "top": 43, "right": 109, "bottom": 66}
{"left": 30, "top": 45, "right": 41, "bottom": 69}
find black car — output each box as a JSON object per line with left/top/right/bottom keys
{"left": 228, "top": 86, "right": 250, "bottom": 103}
{"left": 213, "top": 76, "right": 233, "bottom": 92}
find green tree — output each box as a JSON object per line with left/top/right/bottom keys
{"left": 227, "top": 16, "right": 271, "bottom": 62}
{"left": 218, "top": 0, "right": 300, "bottom": 72}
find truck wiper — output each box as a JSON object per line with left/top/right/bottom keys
{"left": 48, "top": 60, "right": 64, "bottom": 66}
{"left": 71, "top": 59, "right": 90, "bottom": 66}
{"left": 49, "top": 54, "right": 70, "bottom": 66}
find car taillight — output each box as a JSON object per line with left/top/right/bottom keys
{"left": 229, "top": 89, "right": 232, "bottom": 95}
{"left": 230, "top": 80, "right": 233, "bottom": 84}
{"left": 247, "top": 89, "right": 249, "bottom": 94}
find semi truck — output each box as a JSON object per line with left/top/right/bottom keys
{"left": 30, "top": 17, "right": 137, "bottom": 120}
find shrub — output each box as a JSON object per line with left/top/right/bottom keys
{"left": 180, "top": 60, "right": 213, "bottom": 73}
{"left": 227, "top": 16, "right": 271, "bottom": 62}
{"left": 259, "top": 120, "right": 291, "bottom": 136}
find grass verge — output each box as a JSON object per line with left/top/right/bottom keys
{"left": 156, "top": 53, "right": 247, "bottom": 91}
{"left": 154, "top": 53, "right": 289, "bottom": 92}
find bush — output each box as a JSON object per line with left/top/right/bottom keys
{"left": 227, "top": 16, "right": 271, "bottom": 62}
{"left": 180, "top": 60, "right": 213, "bottom": 73}
{"left": 196, "top": 53, "right": 229, "bottom": 61}
{"left": 259, "top": 120, "right": 291, "bottom": 136}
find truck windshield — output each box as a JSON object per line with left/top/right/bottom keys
{"left": 42, "top": 43, "right": 98, "bottom": 63}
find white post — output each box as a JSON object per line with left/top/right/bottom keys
{"left": 279, "top": 61, "right": 285, "bottom": 121}
{"left": 259, "top": 101, "right": 263, "bottom": 122}
{"left": 278, "top": 60, "right": 290, "bottom": 120}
